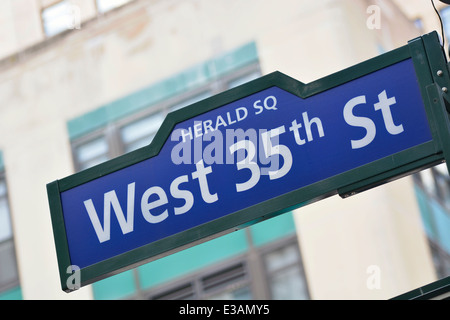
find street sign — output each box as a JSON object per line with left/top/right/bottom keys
{"left": 48, "top": 31, "right": 450, "bottom": 292}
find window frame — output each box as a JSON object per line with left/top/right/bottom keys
{"left": 141, "top": 235, "right": 308, "bottom": 300}
{"left": 260, "top": 238, "right": 310, "bottom": 300}
{"left": 0, "top": 170, "right": 20, "bottom": 294}
{"left": 41, "top": 0, "right": 78, "bottom": 38}
{"left": 414, "top": 165, "right": 450, "bottom": 211}
{"left": 145, "top": 256, "right": 252, "bottom": 300}
{"left": 40, "top": 0, "right": 137, "bottom": 39}
{"left": 96, "top": 0, "right": 134, "bottom": 14}
{"left": 413, "top": 166, "right": 450, "bottom": 281}
{"left": 428, "top": 239, "right": 450, "bottom": 279}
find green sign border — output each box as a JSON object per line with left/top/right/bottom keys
{"left": 47, "top": 31, "right": 450, "bottom": 293}
{"left": 392, "top": 275, "right": 450, "bottom": 300}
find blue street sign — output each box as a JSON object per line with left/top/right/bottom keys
{"left": 61, "top": 58, "right": 431, "bottom": 269}
{"left": 47, "top": 32, "right": 450, "bottom": 292}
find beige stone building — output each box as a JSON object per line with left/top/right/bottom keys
{"left": 0, "top": 0, "right": 449, "bottom": 300}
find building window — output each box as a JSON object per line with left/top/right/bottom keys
{"left": 120, "top": 113, "right": 165, "bottom": 154}
{"left": 74, "top": 136, "right": 110, "bottom": 171}
{"left": 42, "top": 0, "right": 80, "bottom": 37}
{"left": 415, "top": 164, "right": 450, "bottom": 211}
{"left": 414, "top": 164, "right": 450, "bottom": 280}
{"left": 202, "top": 262, "right": 252, "bottom": 300}
{"left": 0, "top": 172, "right": 20, "bottom": 294}
{"left": 263, "top": 243, "right": 309, "bottom": 300}
{"left": 96, "top": 0, "right": 133, "bottom": 14}
{"left": 71, "top": 64, "right": 261, "bottom": 172}
{"left": 143, "top": 236, "right": 308, "bottom": 300}
{"left": 0, "top": 179, "right": 12, "bottom": 243}
{"left": 429, "top": 240, "right": 450, "bottom": 279}
{"left": 434, "top": 164, "right": 450, "bottom": 210}
{"left": 41, "top": 0, "right": 134, "bottom": 38}
{"left": 148, "top": 261, "right": 252, "bottom": 300}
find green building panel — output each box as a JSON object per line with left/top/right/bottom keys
{"left": 92, "top": 212, "right": 296, "bottom": 299}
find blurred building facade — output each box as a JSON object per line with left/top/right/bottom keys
{"left": 0, "top": 0, "right": 448, "bottom": 300}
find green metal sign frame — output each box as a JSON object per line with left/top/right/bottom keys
{"left": 47, "top": 31, "right": 450, "bottom": 292}
{"left": 392, "top": 275, "right": 450, "bottom": 300}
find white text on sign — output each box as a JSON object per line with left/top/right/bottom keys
{"left": 84, "top": 90, "right": 405, "bottom": 243}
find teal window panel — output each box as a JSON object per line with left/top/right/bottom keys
{"left": 67, "top": 41, "right": 258, "bottom": 140}
{"left": 249, "top": 212, "right": 296, "bottom": 247}
{"left": 414, "top": 185, "right": 437, "bottom": 241}
{"left": 92, "top": 269, "right": 136, "bottom": 300}
{"left": 67, "top": 107, "right": 109, "bottom": 141}
{"left": 138, "top": 229, "right": 248, "bottom": 290}
{"left": 0, "top": 286, "right": 22, "bottom": 300}
{"left": 0, "top": 151, "right": 3, "bottom": 171}
{"left": 209, "top": 41, "right": 258, "bottom": 77}
{"left": 430, "top": 200, "right": 450, "bottom": 255}
{"left": 414, "top": 185, "right": 450, "bottom": 254}
{"left": 102, "top": 69, "right": 207, "bottom": 123}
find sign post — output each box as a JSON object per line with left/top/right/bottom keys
{"left": 47, "top": 31, "right": 450, "bottom": 292}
